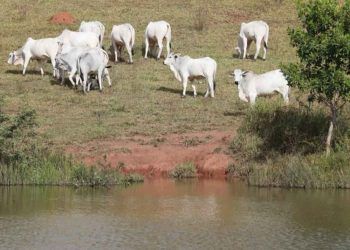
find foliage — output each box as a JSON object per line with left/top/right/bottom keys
{"left": 282, "top": 0, "right": 350, "bottom": 154}
{"left": 229, "top": 102, "right": 350, "bottom": 188}
{"left": 169, "top": 162, "right": 197, "bottom": 179}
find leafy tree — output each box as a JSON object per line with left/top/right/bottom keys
{"left": 282, "top": 0, "right": 350, "bottom": 155}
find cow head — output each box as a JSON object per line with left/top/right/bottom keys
{"left": 8, "top": 51, "right": 23, "bottom": 65}
{"left": 232, "top": 69, "right": 249, "bottom": 85}
{"left": 163, "top": 52, "right": 180, "bottom": 66}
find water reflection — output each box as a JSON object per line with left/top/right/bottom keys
{"left": 0, "top": 180, "right": 349, "bottom": 249}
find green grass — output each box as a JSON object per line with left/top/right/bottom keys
{"left": 0, "top": 0, "right": 299, "bottom": 149}
{"left": 0, "top": 152, "right": 144, "bottom": 186}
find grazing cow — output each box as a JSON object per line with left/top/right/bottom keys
{"left": 7, "top": 37, "right": 59, "bottom": 76}
{"left": 110, "top": 23, "right": 135, "bottom": 63}
{"left": 144, "top": 20, "right": 172, "bottom": 60}
{"left": 57, "top": 29, "right": 100, "bottom": 48}
{"left": 163, "top": 53, "right": 217, "bottom": 98}
{"left": 77, "top": 48, "right": 111, "bottom": 93}
{"left": 232, "top": 69, "right": 289, "bottom": 105}
{"left": 235, "top": 21, "right": 269, "bottom": 60}
{"left": 79, "top": 21, "right": 105, "bottom": 46}
{"left": 55, "top": 44, "right": 89, "bottom": 86}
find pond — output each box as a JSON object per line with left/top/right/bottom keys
{"left": 1, "top": 180, "right": 350, "bottom": 249}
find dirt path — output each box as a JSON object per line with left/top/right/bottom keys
{"left": 66, "top": 130, "right": 235, "bottom": 178}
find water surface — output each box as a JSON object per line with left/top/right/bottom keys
{"left": 1, "top": 180, "right": 350, "bottom": 249}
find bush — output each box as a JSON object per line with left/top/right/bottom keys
{"left": 230, "top": 102, "right": 350, "bottom": 189}
{"left": 170, "top": 162, "right": 196, "bottom": 179}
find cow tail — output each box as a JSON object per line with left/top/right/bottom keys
{"left": 166, "top": 23, "right": 172, "bottom": 48}
{"left": 213, "top": 63, "right": 217, "bottom": 91}
{"left": 263, "top": 22, "right": 269, "bottom": 49}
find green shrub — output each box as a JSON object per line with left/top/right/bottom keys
{"left": 170, "top": 162, "right": 196, "bottom": 179}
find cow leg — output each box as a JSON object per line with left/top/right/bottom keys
{"left": 68, "top": 71, "right": 76, "bottom": 87}
{"left": 191, "top": 84, "right": 197, "bottom": 97}
{"left": 207, "top": 77, "right": 215, "bottom": 98}
{"left": 125, "top": 44, "right": 133, "bottom": 64}
{"left": 22, "top": 55, "right": 30, "bottom": 75}
{"left": 113, "top": 41, "right": 118, "bottom": 63}
{"left": 50, "top": 56, "right": 56, "bottom": 77}
{"left": 144, "top": 38, "right": 149, "bottom": 59}
{"left": 60, "top": 69, "right": 65, "bottom": 85}
{"left": 242, "top": 37, "right": 248, "bottom": 59}
{"left": 156, "top": 39, "right": 163, "bottom": 60}
{"left": 249, "top": 93, "right": 257, "bottom": 105}
{"left": 104, "top": 68, "right": 112, "bottom": 87}
{"left": 82, "top": 72, "right": 88, "bottom": 94}
{"left": 98, "top": 68, "right": 103, "bottom": 92}
{"left": 254, "top": 37, "right": 262, "bottom": 60}
{"left": 182, "top": 76, "right": 188, "bottom": 97}
{"left": 277, "top": 86, "right": 289, "bottom": 104}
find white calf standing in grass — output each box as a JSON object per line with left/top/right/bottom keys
{"left": 164, "top": 53, "right": 217, "bottom": 98}
{"left": 79, "top": 21, "right": 105, "bottom": 46}
{"left": 111, "top": 23, "right": 135, "bottom": 63}
{"left": 7, "top": 37, "right": 59, "bottom": 76}
{"left": 232, "top": 69, "right": 289, "bottom": 105}
{"left": 144, "top": 21, "right": 171, "bottom": 60}
{"left": 235, "top": 21, "right": 269, "bottom": 60}
{"left": 77, "top": 48, "right": 111, "bottom": 93}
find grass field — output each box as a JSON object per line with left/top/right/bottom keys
{"left": 0, "top": 0, "right": 299, "bottom": 149}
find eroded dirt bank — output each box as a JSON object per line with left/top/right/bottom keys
{"left": 66, "top": 130, "right": 235, "bottom": 178}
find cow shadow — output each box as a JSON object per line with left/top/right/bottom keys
{"left": 156, "top": 86, "right": 204, "bottom": 96}
{"left": 5, "top": 69, "right": 40, "bottom": 75}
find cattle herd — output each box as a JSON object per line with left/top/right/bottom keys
{"left": 7, "top": 19, "right": 290, "bottom": 104}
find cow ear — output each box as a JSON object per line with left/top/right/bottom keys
{"left": 242, "top": 71, "right": 249, "bottom": 76}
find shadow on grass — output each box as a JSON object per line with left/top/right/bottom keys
{"left": 157, "top": 86, "right": 204, "bottom": 97}
{"left": 6, "top": 69, "right": 41, "bottom": 75}
{"left": 223, "top": 111, "right": 246, "bottom": 117}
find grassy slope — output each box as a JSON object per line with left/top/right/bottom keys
{"left": 0, "top": 0, "right": 298, "bottom": 149}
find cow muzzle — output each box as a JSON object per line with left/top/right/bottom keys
{"left": 234, "top": 81, "right": 239, "bottom": 85}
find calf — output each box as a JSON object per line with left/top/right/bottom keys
{"left": 8, "top": 37, "right": 58, "bottom": 76}
{"left": 111, "top": 23, "right": 135, "bottom": 63}
{"left": 232, "top": 69, "right": 289, "bottom": 105}
{"left": 144, "top": 21, "right": 171, "bottom": 60}
{"left": 164, "top": 53, "right": 217, "bottom": 98}
{"left": 77, "top": 48, "right": 111, "bottom": 93}
{"left": 235, "top": 21, "right": 269, "bottom": 60}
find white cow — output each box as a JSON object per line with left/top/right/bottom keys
{"left": 232, "top": 69, "right": 289, "bottom": 105}
{"left": 57, "top": 29, "right": 100, "bottom": 48}
{"left": 164, "top": 53, "right": 217, "bottom": 98}
{"left": 55, "top": 45, "right": 89, "bottom": 86}
{"left": 79, "top": 21, "right": 105, "bottom": 46}
{"left": 144, "top": 20, "right": 171, "bottom": 60}
{"left": 7, "top": 37, "right": 59, "bottom": 76}
{"left": 235, "top": 21, "right": 269, "bottom": 60}
{"left": 111, "top": 23, "right": 135, "bottom": 63}
{"left": 77, "top": 48, "right": 111, "bottom": 93}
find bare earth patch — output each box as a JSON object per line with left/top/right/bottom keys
{"left": 50, "top": 12, "right": 75, "bottom": 25}
{"left": 66, "top": 130, "right": 234, "bottom": 179}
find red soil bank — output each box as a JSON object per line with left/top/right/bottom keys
{"left": 66, "top": 131, "right": 235, "bottom": 179}
{"left": 50, "top": 12, "right": 75, "bottom": 25}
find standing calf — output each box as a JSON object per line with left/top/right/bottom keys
{"left": 235, "top": 21, "right": 269, "bottom": 60}
{"left": 164, "top": 53, "right": 217, "bottom": 98}
{"left": 232, "top": 69, "right": 289, "bottom": 105}
{"left": 144, "top": 21, "right": 172, "bottom": 60}
{"left": 111, "top": 23, "right": 135, "bottom": 63}
{"left": 7, "top": 37, "right": 59, "bottom": 76}
{"left": 77, "top": 48, "right": 111, "bottom": 93}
